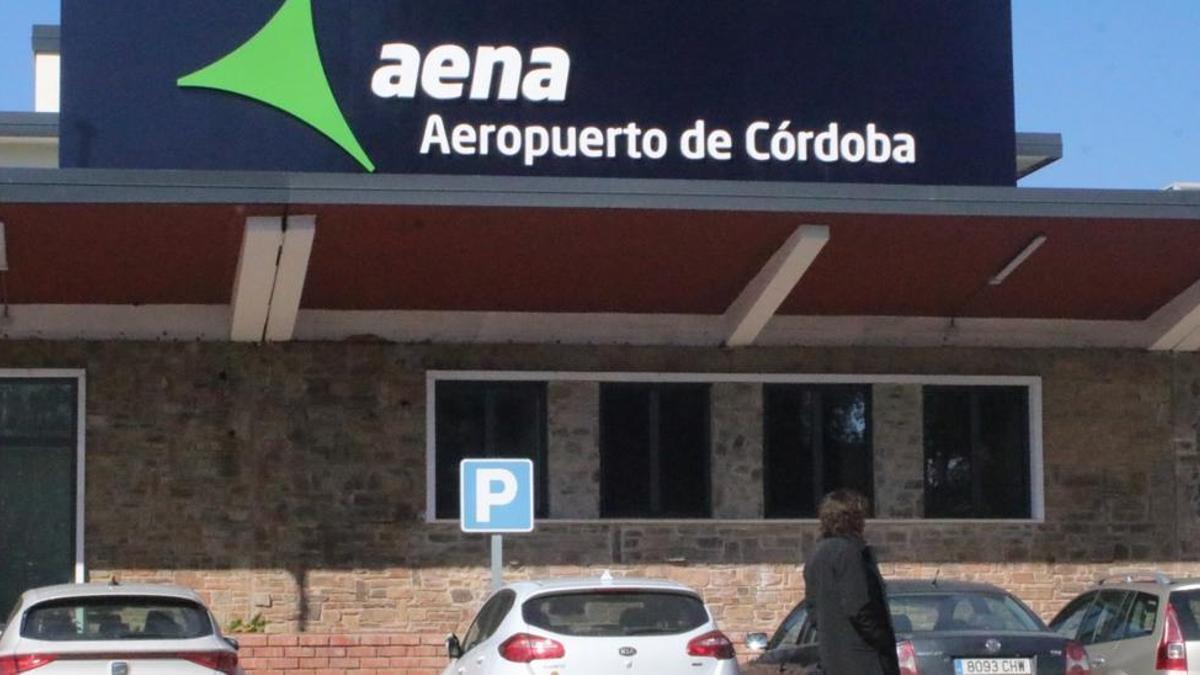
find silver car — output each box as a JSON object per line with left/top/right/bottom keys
{"left": 0, "top": 583, "right": 242, "bottom": 674}
{"left": 440, "top": 575, "right": 741, "bottom": 675}
{"left": 1049, "top": 572, "right": 1200, "bottom": 674}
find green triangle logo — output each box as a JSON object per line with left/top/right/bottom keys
{"left": 178, "top": 0, "right": 376, "bottom": 172}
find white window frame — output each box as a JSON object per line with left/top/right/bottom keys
{"left": 0, "top": 369, "right": 87, "bottom": 582}
{"left": 425, "top": 371, "right": 1044, "bottom": 524}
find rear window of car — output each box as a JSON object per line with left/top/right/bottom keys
{"left": 522, "top": 591, "right": 709, "bottom": 637}
{"left": 21, "top": 596, "right": 214, "bottom": 641}
{"left": 889, "top": 592, "right": 1044, "bottom": 633}
{"left": 1170, "top": 590, "right": 1200, "bottom": 641}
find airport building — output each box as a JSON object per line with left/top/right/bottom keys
{"left": 1, "top": 3, "right": 1199, "bottom": 672}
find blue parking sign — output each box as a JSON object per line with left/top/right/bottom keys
{"left": 460, "top": 459, "right": 535, "bottom": 533}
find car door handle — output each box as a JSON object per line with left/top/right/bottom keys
{"left": 1091, "top": 656, "right": 1105, "bottom": 666}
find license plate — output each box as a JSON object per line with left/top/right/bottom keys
{"left": 953, "top": 658, "right": 1033, "bottom": 674}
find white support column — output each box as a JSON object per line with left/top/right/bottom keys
{"left": 229, "top": 216, "right": 284, "bottom": 342}
{"left": 723, "top": 224, "right": 830, "bottom": 347}
{"left": 265, "top": 215, "right": 317, "bottom": 342}
{"left": 1148, "top": 277, "right": 1200, "bottom": 351}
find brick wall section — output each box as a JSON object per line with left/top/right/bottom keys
{"left": 234, "top": 559, "right": 1200, "bottom": 674}
{"left": 235, "top": 633, "right": 445, "bottom": 675}
{"left": 546, "top": 380, "right": 600, "bottom": 518}
{"left": 872, "top": 384, "right": 925, "bottom": 518}
{"left": 0, "top": 342, "right": 1198, "bottom": 664}
{"left": 711, "top": 382, "right": 765, "bottom": 519}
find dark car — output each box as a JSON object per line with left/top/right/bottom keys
{"left": 744, "top": 579, "right": 1092, "bottom": 675}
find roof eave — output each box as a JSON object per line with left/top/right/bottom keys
{"left": 1, "top": 167, "right": 1197, "bottom": 221}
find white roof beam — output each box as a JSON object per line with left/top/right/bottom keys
{"left": 229, "top": 216, "right": 283, "bottom": 342}
{"left": 1149, "top": 276, "right": 1200, "bottom": 351}
{"left": 264, "top": 215, "right": 316, "bottom": 342}
{"left": 723, "top": 224, "right": 830, "bottom": 347}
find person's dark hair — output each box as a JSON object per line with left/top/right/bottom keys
{"left": 818, "top": 489, "right": 869, "bottom": 539}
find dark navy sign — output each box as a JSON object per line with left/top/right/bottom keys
{"left": 61, "top": 1, "right": 1016, "bottom": 185}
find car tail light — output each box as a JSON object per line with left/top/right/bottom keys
{"left": 1065, "top": 640, "right": 1091, "bottom": 674}
{"left": 687, "top": 630, "right": 736, "bottom": 660}
{"left": 179, "top": 651, "right": 240, "bottom": 675}
{"left": 0, "top": 654, "right": 57, "bottom": 674}
{"left": 896, "top": 640, "right": 920, "bottom": 675}
{"left": 1157, "top": 604, "right": 1189, "bottom": 673}
{"left": 499, "top": 633, "right": 565, "bottom": 662}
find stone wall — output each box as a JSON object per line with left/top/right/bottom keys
{"left": 872, "top": 384, "right": 924, "bottom": 518}
{"left": 546, "top": 381, "right": 600, "bottom": 518}
{"left": 0, "top": 341, "right": 1197, "bottom": 664}
{"left": 711, "top": 382, "right": 764, "bottom": 519}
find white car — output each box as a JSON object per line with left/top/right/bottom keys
{"left": 441, "top": 575, "right": 741, "bottom": 675}
{"left": 0, "top": 583, "right": 242, "bottom": 674}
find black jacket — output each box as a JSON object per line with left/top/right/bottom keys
{"left": 803, "top": 535, "right": 900, "bottom": 675}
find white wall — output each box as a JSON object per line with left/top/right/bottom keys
{"left": 0, "top": 138, "right": 57, "bottom": 168}
{"left": 34, "top": 53, "right": 60, "bottom": 113}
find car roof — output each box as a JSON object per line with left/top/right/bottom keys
{"left": 1093, "top": 579, "right": 1200, "bottom": 592}
{"left": 887, "top": 579, "right": 1012, "bottom": 595}
{"left": 503, "top": 577, "right": 700, "bottom": 597}
{"left": 20, "top": 583, "right": 205, "bottom": 607}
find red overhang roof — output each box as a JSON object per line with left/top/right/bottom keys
{"left": 1, "top": 201, "right": 1199, "bottom": 322}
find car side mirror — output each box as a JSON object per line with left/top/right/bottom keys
{"left": 224, "top": 636, "right": 240, "bottom": 651}
{"left": 446, "top": 633, "right": 463, "bottom": 660}
{"left": 746, "top": 632, "right": 769, "bottom": 653}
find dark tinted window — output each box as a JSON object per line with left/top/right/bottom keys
{"left": 1050, "top": 593, "right": 1096, "bottom": 639}
{"left": 768, "top": 603, "right": 807, "bottom": 649}
{"left": 523, "top": 591, "right": 708, "bottom": 637}
{"left": 924, "top": 386, "right": 1031, "bottom": 518}
{"left": 22, "top": 596, "right": 213, "bottom": 641}
{"left": 436, "top": 382, "right": 547, "bottom": 520}
{"left": 1078, "top": 590, "right": 1130, "bottom": 645}
{"left": 799, "top": 616, "right": 819, "bottom": 645}
{"left": 1169, "top": 590, "right": 1200, "bottom": 640}
{"left": 462, "top": 590, "right": 516, "bottom": 652}
{"left": 600, "top": 384, "right": 710, "bottom": 518}
{"left": 764, "top": 385, "right": 872, "bottom": 518}
{"left": 1119, "top": 592, "right": 1158, "bottom": 640}
{"left": 0, "top": 379, "right": 79, "bottom": 616}
{"left": 887, "top": 592, "right": 1043, "bottom": 633}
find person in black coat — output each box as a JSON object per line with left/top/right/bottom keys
{"left": 802, "top": 489, "right": 900, "bottom": 675}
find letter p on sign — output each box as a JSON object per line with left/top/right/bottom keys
{"left": 475, "top": 469, "right": 518, "bottom": 522}
{"left": 459, "top": 459, "right": 535, "bottom": 533}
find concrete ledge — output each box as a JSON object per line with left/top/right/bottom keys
{"left": 0, "top": 112, "right": 59, "bottom": 139}
{"left": 32, "top": 25, "right": 60, "bottom": 55}
{"left": 1, "top": 167, "right": 1198, "bottom": 220}
{"left": 1016, "top": 131, "right": 1063, "bottom": 179}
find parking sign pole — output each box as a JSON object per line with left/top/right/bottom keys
{"left": 461, "top": 459, "right": 532, "bottom": 591}
{"left": 490, "top": 534, "right": 503, "bottom": 590}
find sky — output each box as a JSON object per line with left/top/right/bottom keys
{"left": 0, "top": 1, "right": 1195, "bottom": 189}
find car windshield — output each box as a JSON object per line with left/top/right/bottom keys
{"left": 21, "top": 596, "right": 214, "bottom": 641}
{"left": 889, "top": 592, "right": 1044, "bottom": 633}
{"left": 522, "top": 591, "right": 709, "bottom": 637}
